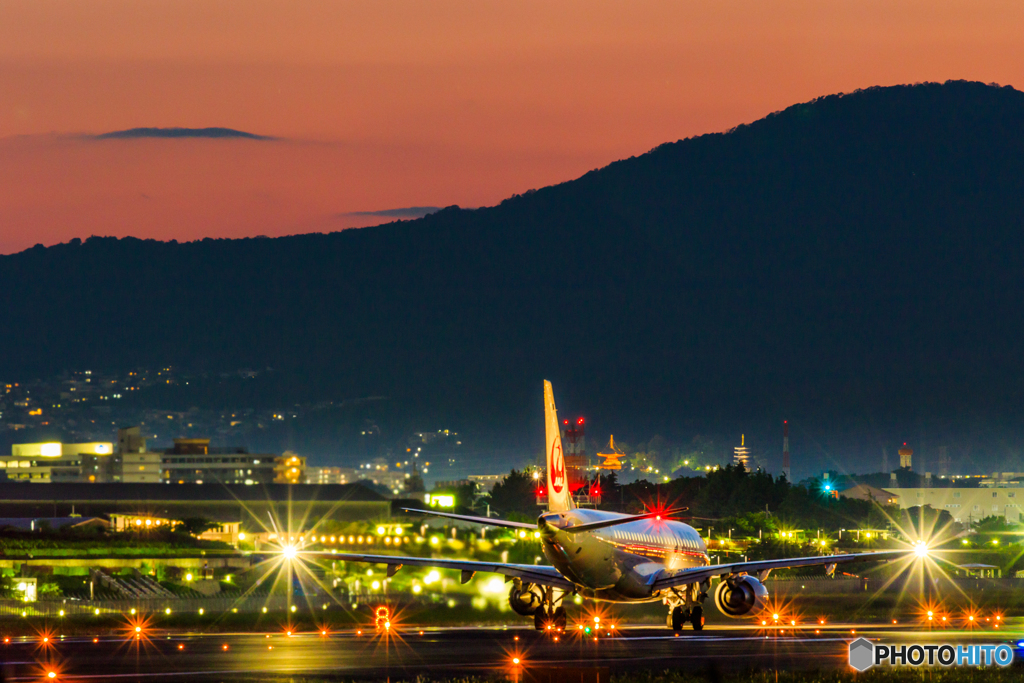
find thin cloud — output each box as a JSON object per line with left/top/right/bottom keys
{"left": 342, "top": 206, "right": 442, "bottom": 219}
{"left": 95, "top": 127, "right": 274, "bottom": 140}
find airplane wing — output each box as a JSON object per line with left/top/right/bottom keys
{"left": 651, "top": 549, "right": 907, "bottom": 591}
{"left": 306, "top": 551, "right": 575, "bottom": 590}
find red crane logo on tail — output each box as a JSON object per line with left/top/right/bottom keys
{"left": 551, "top": 440, "right": 565, "bottom": 493}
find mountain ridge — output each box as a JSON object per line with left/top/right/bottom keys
{"left": 3, "top": 80, "right": 1024, "bottom": 467}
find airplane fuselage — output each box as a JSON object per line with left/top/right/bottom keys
{"left": 539, "top": 509, "right": 709, "bottom": 602}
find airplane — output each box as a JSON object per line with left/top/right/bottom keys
{"left": 299, "top": 381, "right": 922, "bottom": 632}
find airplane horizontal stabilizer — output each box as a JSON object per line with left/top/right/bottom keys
{"left": 560, "top": 508, "right": 687, "bottom": 534}
{"left": 400, "top": 507, "right": 536, "bottom": 530}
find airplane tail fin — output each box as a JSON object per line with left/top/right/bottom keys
{"left": 544, "top": 380, "right": 574, "bottom": 512}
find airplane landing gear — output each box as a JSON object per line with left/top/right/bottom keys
{"left": 530, "top": 585, "right": 567, "bottom": 631}
{"left": 535, "top": 606, "right": 567, "bottom": 631}
{"left": 691, "top": 605, "right": 704, "bottom": 631}
{"left": 669, "top": 606, "right": 689, "bottom": 631}
{"left": 665, "top": 582, "right": 707, "bottom": 632}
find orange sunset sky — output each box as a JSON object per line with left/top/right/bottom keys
{"left": 1, "top": 0, "right": 1022, "bottom": 254}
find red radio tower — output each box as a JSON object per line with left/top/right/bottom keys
{"left": 562, "top": 417, "right": 587, "bottom": 493}
{"left": 782, "top": 420, "right": 790, "bottom": 482}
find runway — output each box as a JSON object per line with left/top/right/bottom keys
{"left": 1, "top": 623, "right": 1019, "bottom": 682}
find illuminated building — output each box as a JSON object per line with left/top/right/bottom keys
{"left": 885, "top": 485, "right": 1024, "bottom": 523}
{"left": 597, "top": 435, "right": 624, "bottom": 470}
{"left": 273, "top": 453, "right": 306, "bottom": 484}
{"left": 0, "top": 442, "right": 113, "bottom": 483}
{"left": 733, "top": 434, "right": 750, "bottom": 468}
{"left": 120, "top": 426, "right": 160, "bottom": 483}
{"left": 305, "top": 466, "right": 357, "bottom": 485}
{"left": 162, "top": 438, "right": 279, "bottom": 485}
{"left": 110, "top": 513, "right": 241, "bottom": 546}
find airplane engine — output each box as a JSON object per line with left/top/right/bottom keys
{"left": 508, "top": 583, "right": 545, "bottom": 616}
{"left": 713, "top": 575, "right": 769, "bottom": 618}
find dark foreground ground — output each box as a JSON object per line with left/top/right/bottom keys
{"left": 2, "top": 621, "right": 1022, "bottom": 683}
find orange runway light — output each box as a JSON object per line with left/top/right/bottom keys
{"left": 178, "top": 644, "right": 184, "bottom": 650}
{"left": 222, "top": 644, "right": 229, "bottom": 650}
